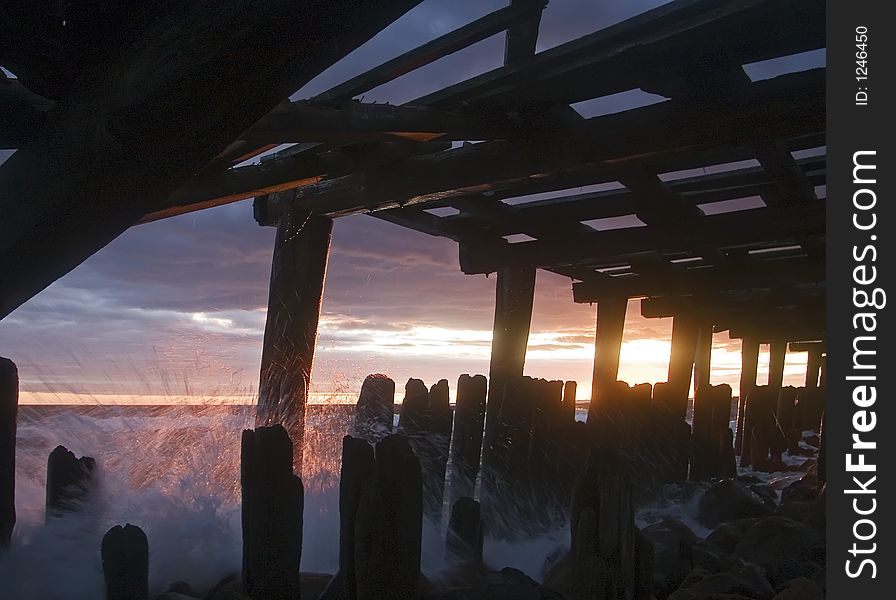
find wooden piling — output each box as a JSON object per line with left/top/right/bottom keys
{"left": 398, "top": 378, "right": 449, "bottom": 519}
{"left": 257, "top": 212, "right": 332, "bottom": 474}
{"left": 0, "top": 357, "right": 16, "bottom": 549}
{"left": 352, "top": 374, "right": 395, "bottom": 443}
{"left": 241, "top": 425, "right": 303, "bottom": 599}
{"left": 740, "top": 385, "right": 784, "bottom": 470}
{"left": 767, "top": 340, "right": 787, "bottom": 390}
{"left": 340, "top": 436, "right": 376, "bottom": 600}
{"left": 355, "top": 434, "right": 423, "bottom": 600}
{"left": 589, "top": 296, "right": 627, "bottom": 417}
{"left": 776, "top": 385, "right": 799, "bottom": 453}
{"left": 693, "top": 324, "right": 713, "bottom": 397}
{"left": 446, "top": 374, "right": 486, "bottom": 509}
{"left": 667, "top": 316, "right": 698, "bottom": 419}
{"left": 445, "top": 497, "right": 483, "bottom": 563}
{"left": 735, "top": 337, "right": 759, "bottom": 453}
{"left": 571, "top": 448, "right": 651, "bottom": 600}
{"left": 485, "top": 266, "right": 535, "bottom": 445}
{"left": 101, "top": 524, "right": 149, "bottom": 600}
{"left": 46, "top": 445, "right": 96, "bottom": 520}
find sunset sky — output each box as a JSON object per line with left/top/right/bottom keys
{"left": 0, "top": 0, "right": 821, "bottom": 404}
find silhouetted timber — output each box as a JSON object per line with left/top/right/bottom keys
{"left": 102, "top": 524, "right": 149, "bottom": 600}
{"left": 241, "top": 425, "right": 303, "bottom": 599}
{"left": 0, "top": 357, "right": 16, "bottom": 549}
{"left": 445, "top": 497, "right": 483, "bottom": 563}
{"left": 45, "top": 445, "right": 96, "bottom": 520}
{"left": 352, "top": 374, "right": 396, "bottom": 444}
{"left": 445, "top": 374, "right": 486, "bottom": 512}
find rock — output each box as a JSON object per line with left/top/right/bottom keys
{"left": 204, "top": 579, "right": 250, "bottom": 600}
{"left": 668, "top": 564, "right": 775, "bottom": 600}
{"left": 166, "top": 582, "right": 196, "bottom": 596}
{"left": 733, "top": 517, "right": 825, "bottom": 587}
{"left": 699, "top": 480, "right": 772, "bottom": 528}
{"left": 641, "top": 519, "right": 698, "bottom": 596}
{"left": 300, "top": 573, "right": 334, "bottom": 598}
{"left": 775, "top": 501, "right": 814, "bottom": 523}
{"left": 155, "top": 594, "right": 200, "bottom": 600}
{"left": 423, "top": 583, "right": 548, "bottom": 600}
{"left": 780, "top": 480, "right": 816, "bottom": 504}
{"left": 801, "top": 435, "right": 819, "bottom": 448}
{"left": 773, "top": 577, "right": 824, "bottom": 600}
{"left": 706, "top": 519, "right": 760, "bottom": 555}
{"left": 747, "top": 484, "right": 778, "bottom": 510}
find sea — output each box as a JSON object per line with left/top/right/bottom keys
{"left": 0, "top": 402, "right": 809, "bottom": 598}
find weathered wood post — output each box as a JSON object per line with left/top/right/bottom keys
{"left": 485, "top": 266, "right": 535, "bottom": 442}
{"left": 241, "top": 425, "right": 304, "bottom": 599}
{"left": 667, "top": 315, "right": 699, "bottom": 419}
{"left": 339, "top": 436, "right": 376, "bottom": 600}
{"left": 352, "top": 374, "right": 395, "bottom": 443}
{"left": 776, "top": 385, "right": 800, "bottom": 453}
{"left": 445, "top": 497, "right": 483, "bottom": 563}
{"left": 355, "top": 435, "right": 423, "bottom": 600}
{"left": 589, "top": 296, "right": 627, "bottom": 418}
{"left": 0, "top": 357, "right": 16, "bottom": 549}
{"left": 446, "top": 374, "right": 486, "bottom": 509}
{"left": 46, "top": 445, "right": 96, "bottom": 520}
{"left": 398, "top": 378, "right": 449, "bottom": 519}
{"left": 570, "top": 448, "right": 652, "bottom": 600}
{"left": 693, "top": 324, "right": 713, "bottom": 398}
{"left": 256, "top": 210, "right": 333, "bottom": 474}
{"left": 101, "top": 524, "right": 149, "bottom": 600}
{"left": 561, "top": 380, "right": 578, "bottom": 424}
{"left": 735, "top": 337, "right": 760, "bottom": 453}
{"left": 767, "top": 340, "right": 787, "bottom": 390}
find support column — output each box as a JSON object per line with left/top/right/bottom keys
{"left": 1, "top": 357, "right": 17, "bottom": 549}
{"left": 805, "top": 349, "right": 822, "bottom": 390}
{"left": 485, "top": 266, "right": 536, "bottom": 431}
{"left": 735, "top": 337, "right": 759, "bottom": 453}
{"left": 768, "top": 340, "right": 787, "bottom": 390}
{"left": 693, "top": 324, "right": 713, "bottom": 397}
{"left": 667, "top": 315, "right": 699, "bottom": 418}
{"left": 589, "top": 296, "right": 627, "bottom": 413}
{"left": 257, "top": 212, "right": 333, "bottom": 474}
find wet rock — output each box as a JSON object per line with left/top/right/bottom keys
{"left": 155, "top": 593, "right": 200, "bottom": 600}
{"left": 801, "top": 434, "right": 819, "bottom": 448}
{"left": 300, "top": 572, "right": 334, "bottom": 599}
{"left": 641, "top": 519, "right": 698, "bottom": 596}
{"left": 668, "top": 564, "right": 775, "bottom": 600}
{"left": 747, "top": 484, "right": 778, "bottom": 510}
{"left": 698, "top": 479, "right": 772, "bottom": 528}
{"left": 780, "top": 480, "right": 817, "bottom": 504}
{"left": 772, "top": 577, "right": 824, "bottom": 600}
{"left": 733, "top": 517, "right": 825, "bottom": 587}
{"left": 706, "top": 519, "right": 760, "bottom": 555}
{"left": 424, "top": 583, "right": 552, "bottom": 600}
{"left": 204, "top": 579, "right": 250, "bottom": 600}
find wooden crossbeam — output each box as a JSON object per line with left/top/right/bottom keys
{"left": 461, "top": 199, "right": 824, "bottom": 274}
{"left": 789, "top": 341, "right": 826, "bottom": 352}
{"left": 573, "top": 255, "right": 824, "bottom": 302}
{"left": 274, "top": 70, "right": 822, "bottom": 218}
{"left": 414, "top": 0, "right": 824, "bottom": 109}
{"left": 429, "top": 156, "right": 824, "bottom": 237}
{"left": 640, "top": 287, "right": 824, "bottom": 319}
{"left": 234, "top": 100, "right": 515, "bottom": 145}
{"left": 313, "top": 1, "right": 546, "bottom": 105}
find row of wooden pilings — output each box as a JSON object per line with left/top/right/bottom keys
{"left": 0, "top": 356, "right": 824, "bottom": 599}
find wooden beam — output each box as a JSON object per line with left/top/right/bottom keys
{"left": 413, "top": 0, "right": 824, "bottom": 109}
{"left": 767, "top": 340, "right": 787, "bottom": 389}
{"left": 735, "top": 336, "right": 759, "bottom": 452}
{"left": 313, "top": 1, "right": 545, "bottom": 104}
{"left": 142, "top": 139, "right": 450, "bottom": 224}
{"left": 640, "top": 287, "right": 825, "bottom": 319}
{"left": 693, "top": 324, "right": 713, "bottom": 395}
{"left": 466, "top": 201, "right": 824, "bottom": 277}
{"left": 279, "top": 69, "right": 824, "bottom": 218}
{"left": 789, "top": 341, "right": 826, "bottom": 353}
{"left": 504, "top": 0, "right": 546, "bottom": 65}
{"left": 239, "top": 100, "right": 517, "bottom": 146}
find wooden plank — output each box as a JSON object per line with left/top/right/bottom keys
{"left": 504, "top": 0, "right": 546, "bottom": 65}
{"left": 313, "top": 2, "right": 545, "bottom": 104}
{"left": 640, "top": 287, "right": 825, "bottom": 319}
